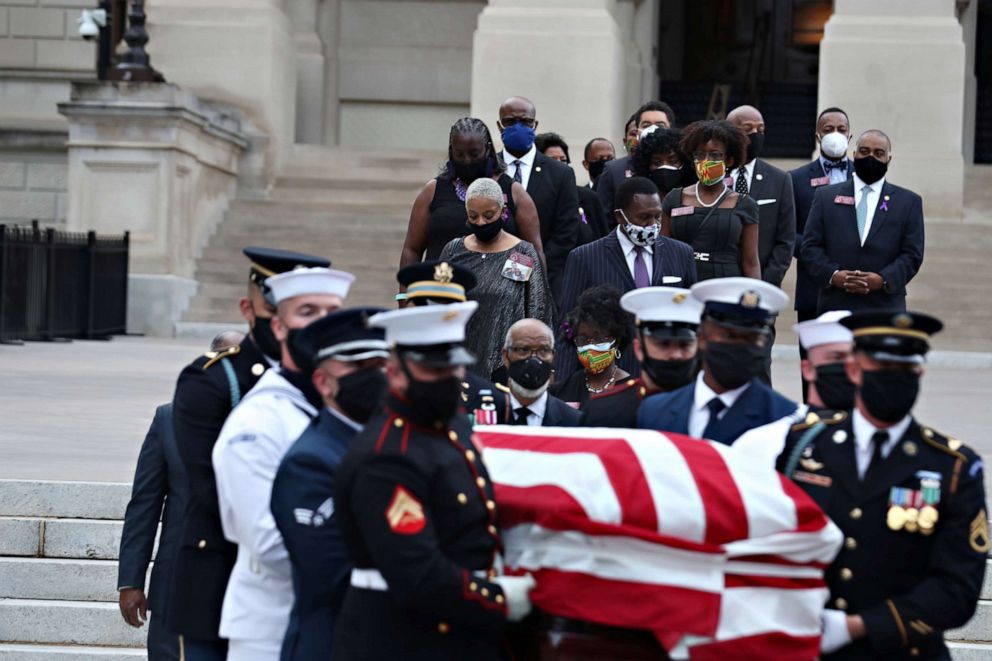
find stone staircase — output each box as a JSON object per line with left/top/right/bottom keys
{"left": 0, "top": 480, "right": 146, "bottom": 660}
{"left": 177, "top": 145, "right": 445, "bottom": 334}
{"left": 1, "top": 478, "right": 992, "bottom": 658}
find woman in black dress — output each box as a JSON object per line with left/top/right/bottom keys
{"left": 659, "top": 120, "right": 760, "bottom": 281}
{"left": 551, "top": 285, "right": 633, "bottom": 409}
{"left": 399, "top": 117, "right": 544, "bottom": 268}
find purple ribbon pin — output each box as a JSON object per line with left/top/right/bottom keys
{"left": 880, "top": 200, "right": 889, "bottom": 212}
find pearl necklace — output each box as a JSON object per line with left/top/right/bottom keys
{"left": 694, "top": 184, "right": 728, "bottom": 208}
{"left": 586, "top": 364, "right": 619, "bottom": 394}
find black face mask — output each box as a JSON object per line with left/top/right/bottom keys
{"left": 401, "top": 359, "right": 462, "bottom": 428}
{"left": 507, "top": 356, "right": 553, "bottom": 391}
{"left": 648, "top": 166, "right": 685, "bottom": 196}
{"left": 452, "top": 159, "right": 489, "bottom": 183}
{"left": 588, "top": 159, "right": 610, "bottom": 181}
{"left": 813, "top": 363, "right": 856, "bottom": 411}
{"left": 286, "top": 328, "right": 312, "bottom": 372}
{"left": 469, "top": 218, "right": 502, "bottom": 243}
{"left": 745, "top": 132, "right": 765, "bottom": 163}
{"left": 336, "top": 366, "right": 387, "bottom": 423}
{"left": 642, "top": 355, "right": 697, "bottom": 391}
{"left": 853, "top": 155, "right": 888, "bottom": 185}
{"left": 860, "top": 369, "right": 920, "bottom": 423}
{"left": 251, "top": 314, "right": 281, "bottom": 362}
{"left": 704, "top": 340, "right": 766, "bottom": 390}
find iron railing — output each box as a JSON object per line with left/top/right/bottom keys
{"left": 0, "top": 221, "right": 129, "bottom": 343}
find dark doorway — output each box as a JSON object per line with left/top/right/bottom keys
{"left": 656, "top": 0, "right": 830, "bottom": 158}
{"left": 976, "top": 0, "right": 992, "bottom": 163}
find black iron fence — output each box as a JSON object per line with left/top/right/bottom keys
{"left": 0, "top": 221, "right": 129, "bottom": 343}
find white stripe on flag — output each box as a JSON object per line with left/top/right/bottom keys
{"left": 711, "top": 586, "right": 828, "bottom": 640}
{"left": 483, "top": 447, "right": 622, "bottom": 523}
{"left": 502, "top": 522, "right": 725, "bottom": 593}
{"left": 725, "top": 525, "right": 843, "bottom": 565}
{"left": 627, "top": 434, "right": 707, "bottom": 543}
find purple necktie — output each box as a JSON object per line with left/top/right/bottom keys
{"left": 633, "top": 246, "right": 650, "bottom": 288}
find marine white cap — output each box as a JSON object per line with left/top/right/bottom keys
{"left": 369, "top": 301, "right": 478, "bottom": 366}
{"left": 794, "top": 310, "right": 853, "bottom": 350}
{"left": 690, "top": 277, "right": 788, "bottom": 332}
{"left": 621, "top": 287, "right": 703, "bottom": 326}
{"left": 267, "top": 267, "right": 355, "bottom": 304}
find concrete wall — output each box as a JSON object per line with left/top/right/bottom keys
{"left": 0, "top": 149, "right": 66, "bottom": 225}
{"left": 0, "top": 0, "right": 93, "bottom": 76}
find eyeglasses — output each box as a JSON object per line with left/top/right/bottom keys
{"left": 691, "top": 151, "right": 726, "bottom": 161}
{"left": 500, "top": 117, "right": 537, "bottom": 128}
{"left": 509, "top": 345, "right": 553, "bottom": 360}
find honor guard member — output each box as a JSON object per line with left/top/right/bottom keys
{"left": 581, "top": 286, "right": 703, "bottom": 428}
{"left": 396, "top": 259, "right": 507, "bottom": 425}
{"left": 777, "top": 311, "right": 987, "bottom": 660}
{"left": 270, "top": 308, "right": 389, "bottom": 661}
{"left": 212, "top": 267, "right": 354, "bottom": 661}
{"left": 637, "top": 277, "right": 797, "bottom": 444}
{"left": 332, "top": 302, "right": 536, "bottom": 660}
{"left": 735, "top": 310, "right": 855, "bottom": 465}
{"left": 167, "top": 247, "right": 329, "bottom": 661}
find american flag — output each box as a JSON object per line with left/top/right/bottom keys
{"left": 475, "top": 426, "right": 843, "bottom": 660}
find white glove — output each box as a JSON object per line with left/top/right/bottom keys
{"left": 820, "top": 608, "right": 853, "bottom": 654}
{"left": 492, "top": 573, "right": 536, "bottom": 622}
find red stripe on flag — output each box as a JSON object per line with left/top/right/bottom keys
{"left": 778, "top": 473, "right": 832, "bottom": 533}
{"left": 729, "top": 554, "right": 829, "bottom": 570}
{"left": 526, "top": 567, "right": 721, "bottom": 638}
{"left": 669, "top": 435, "right": 749, "bottom": 544}
{"left": 688, "top": 632, "right": 820, "bottom": 661}
{"left": 493, "top": 484, "right": 586, "bottom": 530}
{"left": 481, "top": 432, "right": 658, "bottom": 530}
{"left": 725, "top": 574, "right": 826, "bottom": 590}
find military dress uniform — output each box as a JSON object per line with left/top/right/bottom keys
{"left": 777, "top": 312, "right": 987, "bottom": 660}
{"left": 332, "top": 302, "right": 519, "bottom": 661}
{"left": 165, "top": 248, "right": 328, "bottom": 652}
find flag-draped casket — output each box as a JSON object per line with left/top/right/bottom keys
{"left": 475, "top": 426, "right": 843, "bottom": 660}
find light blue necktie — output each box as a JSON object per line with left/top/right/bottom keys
{"left": 856, "top": 185, "right": 871, "bottom": 241}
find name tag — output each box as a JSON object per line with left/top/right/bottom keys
{"left": 834, "top": 195, "right": 856, "bottom": 206}
{"left": 671, "top": 206, "right": 694, "bottom": 217}
{"left": 756, "top": 198, "right": 776, "bottom": 206}
{"left": 810, "top": 176, "right": 830, "bottom": 188}
{"left": 792, "top": 470, "right": 833, "bottom": 488}
{"left": 502, "top": 251, "right": 534, "bottom": 282}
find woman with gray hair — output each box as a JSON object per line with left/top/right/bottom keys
{"left": 440, "top": 177, "right": 553, "bottom": 379}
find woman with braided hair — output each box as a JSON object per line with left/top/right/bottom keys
{"left": 400, "top": 117, "right": 544, "bottom": 267}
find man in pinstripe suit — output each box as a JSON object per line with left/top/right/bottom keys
{"left": 555, "top": 177, "right": 697, "bottom": 380}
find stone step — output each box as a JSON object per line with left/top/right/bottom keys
{"left": 0, "top": 482, "right": 129, "bottom": 521}
{"left": 0, "top": 517, "right": 140, "bottom": 561}
{"left": 949, "top": 600, "right": 992, "bottom": 642}
{"left": 0, "top": 644, "right": 146, "bottom": 660}
{"left": 951, "top": 642, "right": 992, "bottom": 660}
{"left": 0, "top": 558, "right": 134, "bottom": 602}
{"left": 0, "top": 599, "right": 145, "bottom": 647}
{"left": 269, "top": 186, "right": 417, "bottom": 206}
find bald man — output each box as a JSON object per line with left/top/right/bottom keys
{"left": 500, "top": 318, "right": 580, "bottom": 427}
{"left": 498, "top": 96, "right": 580, "bottom": 305}
{"left": 800, "top": 129, "right": 924, "bottom": 313}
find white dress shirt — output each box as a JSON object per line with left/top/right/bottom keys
{"left": 509, "top": 391, "right": 548, "bottom": 426}
{"left": 852, "top": 173, "right": 885, "bottom": 246}
{"left": 502, "top": 145, "right": 538, "bottom": 190}
{"left": 688, "top": 371, "right": 751, "bottom": 440}
{"left": 819, "top": 156, "right": 850, "bottom": 185}
{"left": 729, "top": 159, "right": 756, "bottom": 192}
{"left": 851, "top": 408, "right": 910, "bottom": 479}
{"left": 615, "top": 226, "right": 654, "bottom": 284}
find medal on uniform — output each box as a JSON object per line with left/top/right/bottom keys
{"left": 917, "top": 471, "right": 942, "bottom": 532}
{"left": 904, "top": 507, "right": 919, "bottom": 533}
{"left": 472, "top": 394, "right": 498, "bottom": 426}
{"left": 887, "top": 486, "right": 913, "bottom": 531}
{"left": 887, "top": 505, "right": 907, "bottom": 531}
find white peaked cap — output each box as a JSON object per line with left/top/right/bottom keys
{"left": 267, "top": 267, "right": 355, "bottom": 304}
{"left": 621, "top": 287, "right": 703, "bottom": 325}
{"left": 690, "top": 277, "right": 789, "bottom": 315}
{"left": 369, "top": 301, "right": 478, "bottom": 347}
{"left": 794, "top": 310, "right": 853, "bottom": 350}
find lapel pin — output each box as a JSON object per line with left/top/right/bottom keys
{"left": 903, "top": 441, "right": 918, "bottom": 457}
{"left": 832, "top": 430, "right": 848, "bottom": 443}
{"left": 535, "top": 166, "right": 542, "bottom": 173}
{"left": 755, "top": 173, "right": 763, "bottom": 181}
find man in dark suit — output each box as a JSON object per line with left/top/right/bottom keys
{"left": 800, "top": 130, "right": 924, "bottom": 314}
{"left": 556, "top": 177, "right": 697, "bottom": 378}
{"left": 776, "top": 311, "right": 986, "bottom": 659}
{"left": 534, "top": 132, "right": 610, "bottom": 246}
{"left": 637, "top": 278, "right": 797, "bottom": 445}
{"left": 501, "top": 318, "right": 580, "bottom": 427}
{"left": 117, "top": 403, "right": 187, "bottom": 661}
{"left": 790, "top": 107, "right": 855, "bottom": 400}
{"left": 582, "top": 137, "right": 615, "bottom": 190}
{"left": 596, "top": 100, "right": 676, "bottom": 216}
{"left": 270, "top": 308, "right": 389, "bottom": 661}
{"left": 166, "top": 247, "right": 330, "bottom": 661}
{"left": 498, "top": 96, "right": 579, "bottom": 304}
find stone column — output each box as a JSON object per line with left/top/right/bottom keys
{"left": 470, "top": 0, "right": 626, "bottom": 185}
{"left": 288, "top": 0, "right": 326, "bottom": 145}
{"left": 59, "top": 82, "right": 247, "bottom": 336}
{"left": 818, "top": 0, "right": 966, "bottom": 220}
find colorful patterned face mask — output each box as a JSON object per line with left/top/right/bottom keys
{"left": 577, "top": 340, "right": 618, "bottom": 374}
{"left": 694, "top": 159, "right": 726, "bottom": 186}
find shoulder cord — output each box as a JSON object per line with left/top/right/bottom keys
{"left": 220, "top": 358, "right": 241, "bottom": 409}
{"left": 783, "top": 422, "right": 827, "bottom": 477}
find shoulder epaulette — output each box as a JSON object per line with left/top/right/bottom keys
{"left": 790, "top": 409, "right": 847, "bottom": 432}
{"left": 590, "top": 378, "right": 640, "bottom": 401}
{"left": 921, "top": 426, "right": 968, "bottom": 461}
{"left": 494, "top": 382, "right": 511, "bottom": 394}
{"left": 203, "top": 345, "right": 240, "bottom": 369}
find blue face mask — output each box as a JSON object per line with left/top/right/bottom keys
{"left": 501, "top": 123, "right": 536, "bottom": 153}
